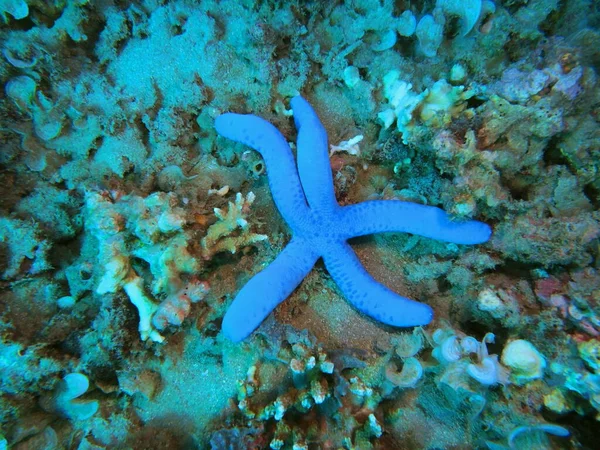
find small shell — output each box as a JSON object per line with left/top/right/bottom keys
{"left": 467, "top": 356, "right": 499, "bottom": 385}
{"left": 501, "top": 339, "right": 546, "bottom": 384}
{"left": 386, "top": 357, "right": 423, "bottom": 388}
{"left": 460, "top": 336, "right": 479, "bottom": 354}
{"left": 440, "top": 335, "right": 462, "bottom": 363}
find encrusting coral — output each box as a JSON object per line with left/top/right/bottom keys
{"left": 0, "top": 217, "right": 52, "bottom": 279}
{"left": 1, "top": 0, "right": 600, "bottom": 447}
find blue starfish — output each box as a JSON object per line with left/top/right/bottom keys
{"left": 215, "top": 96, "right": 491, "bottom": 342}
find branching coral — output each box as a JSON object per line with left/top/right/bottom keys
{"left": 228, "top": 328, "right": 384, "bottom": 449}
{"left": 84, "top": 188, "right": 263, "bottom": 342}
{"left": 201, "top": 192, "right": 268, "bottom": 258}
{"left": 378, "top": 71, "right": 476, "bottom": 144}
{"left": 85, "top": 191, "right": 200, "bottom": 342}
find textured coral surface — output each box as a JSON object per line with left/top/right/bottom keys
{"left": 1, "top": 1, "right": 599, "bottom": 449}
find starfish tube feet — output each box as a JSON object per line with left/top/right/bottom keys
{"left": 324, "top": 243, "right": 434, "bottom": 327}
{"left": 222, "top": 239, "right": 319, "bottom": 342}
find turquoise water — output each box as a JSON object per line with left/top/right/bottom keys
{"left": 1, "top": 1, "right": 598, "bottom": 448}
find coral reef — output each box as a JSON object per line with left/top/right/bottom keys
{"left": 1, "top": 0, "right": 599, "bottom": 448}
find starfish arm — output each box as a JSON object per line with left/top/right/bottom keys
{"left": 291, "top": 96, "right": 338, "bottom": 211}
{"left": 339, "top": 200, "right": 492, "bottom": 244}
{"left": 222, "top": 238, "right": 319, "bottom": 342}
{"left": 215, "top": 113, "right": 309, "bottom": 232}
{"left": 323, "top": 242, "right": 434, "bottom": 327}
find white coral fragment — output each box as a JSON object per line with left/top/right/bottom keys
{"left": 123, "top": 276, "right": 163, "bottom": 343}
{"left": 329, "top": 134, "right": 364, "bottom": 156}
{"left": 85, "top": 191, "right": 200, "bottom": 343}
{"left": 201, "top": 192, "right": 268, "bottom": 257}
